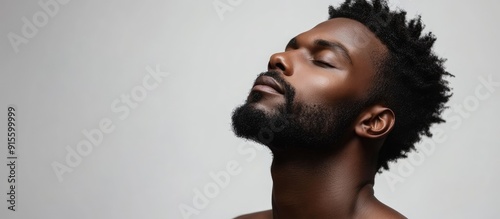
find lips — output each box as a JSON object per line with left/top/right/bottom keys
{"left": 252, "top": 75, "right": 285, "bottom": 95}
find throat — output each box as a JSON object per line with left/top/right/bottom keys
{"left": 269, "top": 146, "right": 377, "bottom": 218}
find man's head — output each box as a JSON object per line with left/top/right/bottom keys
{"left": 232, "top": 0, "right": 452, "bottom": 171}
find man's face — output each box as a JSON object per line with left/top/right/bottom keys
{"left": 232, "top": 18, "right": 388, "bottom": 151}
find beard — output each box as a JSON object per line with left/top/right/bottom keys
{"left": 231, "top": 71, "right": 368, "bottom": 153}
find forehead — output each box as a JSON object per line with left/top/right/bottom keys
{"left": 296, "top": 17, "right": 388, "bottom": 66}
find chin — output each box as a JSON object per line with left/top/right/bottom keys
{"left": 246, "top": 102, "right": 277, "bottom": 115}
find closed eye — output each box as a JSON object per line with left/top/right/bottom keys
{"left": 313, "top": 60, "right": 335, "bottom": 68}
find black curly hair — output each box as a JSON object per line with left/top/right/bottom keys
{"left": 328, "top": 0, "right": 453, "bottom": 171}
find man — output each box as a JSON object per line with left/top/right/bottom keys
{"left": 231, "top": 0, "right": 452, "bottom": 218}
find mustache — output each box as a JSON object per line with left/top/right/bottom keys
{"left": 255, "top": 71, "right": 296, "bottom": 111}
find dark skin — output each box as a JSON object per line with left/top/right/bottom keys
{"left": 234, "top": 18, "right": 407, "bottom": 219}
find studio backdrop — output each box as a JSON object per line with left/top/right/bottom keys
{"left": 1, "top": 0, "right": 499, "bottom": 218}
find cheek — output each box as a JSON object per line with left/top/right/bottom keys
{"left": 291, "top": 73, "right": 352, "bottom": 106}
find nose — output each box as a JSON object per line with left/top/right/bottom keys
{"left": 267, "top": 52, "right": 293, "bottom": 76}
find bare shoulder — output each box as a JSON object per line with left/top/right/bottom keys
{"left": 233, "top": 210, "right": 273, "bottom": 219}
{"left": 357, "top": 198, "right": 407, "bottom": 219}
{"left": 369, "top": 204, "right": 407, "bottom": 219}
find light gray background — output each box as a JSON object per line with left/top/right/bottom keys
{"left": 1, "top": 0, "right": 499, "bottom": 218}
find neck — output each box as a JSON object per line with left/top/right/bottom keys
{"left": 269, "top": 138, "right": 379, "bottom": 218}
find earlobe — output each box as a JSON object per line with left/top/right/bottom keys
{"left": 355, "top": 106, "right": 395, "bottom": 139}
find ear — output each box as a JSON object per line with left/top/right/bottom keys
{"left": 355, "top": 105, "right": 395, "bottom": 139}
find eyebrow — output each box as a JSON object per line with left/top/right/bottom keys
{"left": 286, "top": 37, "right": 353, "bottom": 65}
